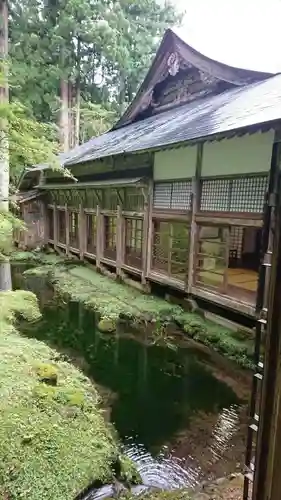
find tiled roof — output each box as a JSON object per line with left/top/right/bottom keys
{"left": 64, "top": 74, "right": 281, "bottom": 167}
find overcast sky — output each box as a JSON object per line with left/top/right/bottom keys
{"left": 169, "top": 0, "right": 281, "bottom": 73}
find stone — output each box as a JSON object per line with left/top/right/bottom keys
{"left": 97, "top": 318, "right": 116, "bottom": 334}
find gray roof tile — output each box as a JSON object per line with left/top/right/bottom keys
{"left": 64, "top": 74, "right": 281, "bottom": 167}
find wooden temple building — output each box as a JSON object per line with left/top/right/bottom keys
{"left": 16, "top": 28, "right": 281, "bottom": 319}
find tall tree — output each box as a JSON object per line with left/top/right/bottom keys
{"left": 0, "top": 0, "right": 11, "bottom": 290}
{"left": 9, "top": 0, "right": 181, "bottom": 147}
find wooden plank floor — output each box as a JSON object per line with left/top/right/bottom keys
{"left": 227, "top": 268, "right": 258, "bottom": 292}
{"left": 198, "top": 267, "right": 258, "bottom": 304}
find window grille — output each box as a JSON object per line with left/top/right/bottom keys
{"left": 200, "top": 179, "right": 230, "bottom": 211}
{"left": 125, "top": 218, "right": 143, "bottom": 269}
{"left": 200, "top": 175, "right": 268, "bottom": 213}
{"left": 152, "top": 220, "right": 189, "bottom": 281}
{"left": 86, "top": 214, "right": 97, "bottom": 254}
{"left": 154, "top": 181, "right": 192, "bottom": 210}
{"left": 230, "top": 176, "right": 267, "bottom": 213}
{"left": 104, "top": 216, "right": 117, "bottom": 261}
{"left": 229, "top": 226, "right": 243, "bottom": 260}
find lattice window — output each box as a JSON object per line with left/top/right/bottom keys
{"left": 152, "top": 220, "right": 189, "bottom": 281}
{"left": 229, "top": 226, "right": 243, "bottom": 262}
{"left": 200, "top": 179, "right": 230, "bottom": 211}
{"left": 104, "top": 216, "right": 117, "bottom": 261}
{"left": 69, "top": 211, "right": 79, "bottom": 248}
{"left": 124, "top": 187, "right": 144, "bottom": 211}
{"left": 154, "top": 181, "right": 192, "bottom": 211}
{"left": 200, "top": 175, "right": 268, "bottom": 213}
{"left": 57, "top": 209, "right": 66, "bottom": 244}
{"left": 195, "top": 225, "right": 228, "bottom": 290}
{"left": 86, "top": 214, "right": 97, "bottom": 254}
{"left": 47, "top": 208, "right": 54, "bottom": 240}
{"left": 230, "top": 176, "right": 267, "bottom": 213}
{"left": 125, "top": 218, "right": 143, "bottom": 269}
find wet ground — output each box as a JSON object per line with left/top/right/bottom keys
{"left": 12, "top": 264, "right": 250, "bottom": 492}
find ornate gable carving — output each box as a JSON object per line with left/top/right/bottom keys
{"left": 150, "top": 63, "right": 220, "bottom": 112}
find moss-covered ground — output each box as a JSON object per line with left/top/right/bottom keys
{"left": 0, "top": 289, "right": 139, "bottom": 500}
{"left": 22, "top": 254, "right": 255, "bottom": 369}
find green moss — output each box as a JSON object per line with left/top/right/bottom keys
{"left": 0, "top": 290, "right": 42, "bottom": 323}
{"left": 23, "top": 261, "right": 255, "bottom": 368}
{"left": 10, "top": 249, "right": 65, "bottom": 266}
{"left": 10, "top": 250, "right": 41, "bottom": 262}
{"left": 117, "top": 455, "right": 142, "bottom": 485}
{"left": 98, "top": 318, "right": 117, "bottom": 334}
{"left": 0, "top": 290, "right": 119, "bottom": 500}
{"left": 35, "top": 363, "right": 58, "bottom": 385}
{"left": 180, "top": 312, "right": 254, "bottom": 369}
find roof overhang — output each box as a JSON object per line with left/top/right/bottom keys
{"left": 39, "top": 177, "right": 147, "bottom": 190}
{"left": 113, "top": 28, "right": 274, "bottom": 130}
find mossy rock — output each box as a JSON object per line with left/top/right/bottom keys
{"left": 114, "top": 455, "right": 142, "bottom": 486}
{"left": 36, "top": 362, "right": 58, "bottom": 386}
{"left": 97, "top": 318, "right": 116, "bottom": 334}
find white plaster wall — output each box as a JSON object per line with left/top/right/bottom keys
{"left": 201, "top": 131, "right": 274, "bottom": 177}
{"left": 153, "top": 146, "right": 197, "bottom": 180}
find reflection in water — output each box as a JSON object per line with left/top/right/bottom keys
{"left": 209, "top": 405, "right": 240, "bottom": 463}
{"left": 15, "top": 270, "right": 249, "bottom": 490}
{"left": 123, "top": 439, "right": 200, "bottom": 489}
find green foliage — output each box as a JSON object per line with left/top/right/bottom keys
{"left": 0, "top": 96, "right": 59, "bottom": 181}
{"left": 9, "top": 0, "right": 182, "bottom": 124}
{"left": 0, "top": 210, "right": 24, "bottom": 258}
{"left": 79, "top": 102, "right": 117, "bottom": 143}
{"left": 0, "top": 289, "right": 119, "bottom": 500}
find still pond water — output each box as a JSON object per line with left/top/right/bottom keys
{"left": 13, "top": 267, "right": 250, "bottom": 491}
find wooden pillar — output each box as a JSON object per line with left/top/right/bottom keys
{"left": 145, "top": 180, "right": 154, "bottom": 278}
{"left": 96, "top": 205, "right": 102, "bottom": 270}
{"left": 54, "top": 204, "right": 58, "bottom": 250}
{"left": 141, "top": 183, "right": 152, "bottom": 285}
{"left": 42, "top": 201, "right": 48, "bottom": 245}
{"left": 223, "top": 227, "right": 230, "bottom": 293}
{"left": 116, "top": 205, "right": 123, "bottom": 276}
{"left": 79, "top": 204, "right": 85, "bottom": 260}
{"left": 187, "top": 143, "right": 203, "bottom": 293}
{"left": 23, "top": 204, "right": 28, "bottom": 248}
{"left": 251, "top": 138, "right": 281, "bottom": 500}
{"left": 65, "top": 204, "right": 69, "bottom": 255}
